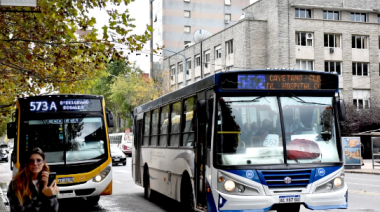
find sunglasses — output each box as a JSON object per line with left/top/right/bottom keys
{"left": 28, "top": 159, "right": 43, "bottom": 165}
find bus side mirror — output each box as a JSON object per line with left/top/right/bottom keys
{"left": 7, "top": 122, "right": 16, "bottom": 139}
{"left": 107, "top": 112, "right": 115, "bottom": 128}
{"left": 338, "top": 99, "right": 347, "bottom": 122}
{"left": 195, "top": 100, "right": 213, "bottom": 123}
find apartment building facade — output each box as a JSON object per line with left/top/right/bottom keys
{"left": 164, "top": 0, "right": 380, "bottom": 108}
{"left": 153, "top": 0, "right": 251, "bottom": 58}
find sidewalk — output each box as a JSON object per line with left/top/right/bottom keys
{"left": 344, "top": 159, "right": 380, "bottom": 175}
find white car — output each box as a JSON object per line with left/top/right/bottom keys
{"left": 111, "top": 146, "right": 126, "bottom": 166}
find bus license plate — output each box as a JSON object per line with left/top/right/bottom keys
{"left": 279, "top": 195, "right": 300, "bottom": 203}
{"left": 58, "top": 177, "right": 74, "bottom": 183}
{"left": 114, "top": 159, "right": 120, "bottom": 161}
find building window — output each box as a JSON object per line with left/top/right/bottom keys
{"left": 215, "top": 45, "right": 222, "bottom": 59}
{"left": 178, "top": 62, "right": 183, "bottom": 73}
{"left": 296, "top": 60, "right": 314, "bottom": 70}
{"left": 184, "top": 41, "right": 191, "bottom": 46}
{"left": 225, "top": 0, "right": 231, "bottom": 5}
{"left": 204, "top": 52, "right": 210, "bottom": 68}
{"left": 226, "top": 40, "right": 233, "bottom": 54}
{"left": 353, "top": 99, "right": 370, "bottom": 109}
{"left": 325, "top": 61, "right": 342, "bottom": 75}
{"left": 195, "top": 56, "right": 201, "bottom": 67}
{"left": 352, "top": 62, "right": 369, "bottom": 76}
{"left": 184, "top": 26, "right": 191, "bottom": 33}
{"left": 184, "top": 10, "right": 190, "bottom": 18}
{"left": 295, "top": 8, "right": 311, "bottom": 18}
{"left": 378, "top": 15, "right": 380, "bottom": 23}
{"left": 225, "top": 14, "right": 231, "bottom": 21}
{"left": 187, "top": 59, "right": 191, "bottom": 70}
{"left": 170, "top": 66, "right": 175, "bottom": 80}
{"left": 296, "top": 32, "right": 313, "bottom": 47}
{"left": 324, "top": 34, "right": 341, "bottom": 48}
{"left": 352, "top": 36, "right": 368, "bottom": 49}
{"left": 323, "top": 11, "right": 339, "bottom": 20}
{"left": 351, "top": 13, "right": 366, "bottom": 22}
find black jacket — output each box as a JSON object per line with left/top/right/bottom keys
{"left": 7, "top": 180, "right": 59, "bottom": 212}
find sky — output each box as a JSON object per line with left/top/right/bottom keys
{"left": 88, "top": 0, "right": 155, "bottom": 73}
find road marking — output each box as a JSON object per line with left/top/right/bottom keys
{"left": 113, "top": 180, "right": 122, "bottom": 184}
{"left": 347, "top": 182, "right": 380, "bottom": 187}
{"left": 349, "top": 190, "right": 380, "bottom": 197}
{"left": 345, "top": 177, "right": 380, "bottom": 182}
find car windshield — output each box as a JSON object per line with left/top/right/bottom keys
{"left": 25, "top": 117, "right": 107, "bottom": 164}
{"left": 216, "top": 96, "right": 341, "bottom": 166}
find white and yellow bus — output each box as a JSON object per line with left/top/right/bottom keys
{"left": 7, "top": 94, "right": 114, "bottom": 205}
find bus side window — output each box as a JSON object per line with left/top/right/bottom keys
{"left": 181, "top": 97, "right": 195, "bottom": 147}
{"left": 150, "top": 109, "right": 159, "bottom": 146}
{"left": 143, "top": 112, "right": 150, "bottom": 146}
{"left": 169, "top": 101, "right": 181, "bottom": 147}
{"left": 159, "top": 105, "right": 169, "bottom": 147}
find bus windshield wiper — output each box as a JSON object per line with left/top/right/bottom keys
{"left": 224, "top": 96, "right": 269, "bottom": 103}
{"left": 291, "top": 95, "right": 329, "bottom": 106}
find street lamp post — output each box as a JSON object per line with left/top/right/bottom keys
{"left": 164, "top": 49, "right": 187, "bottom": 86}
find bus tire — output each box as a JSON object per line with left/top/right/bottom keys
{"left": 181, "top": 173, "right": 194, "bottom": 212}
{"left": 86, "top": 196, "right": 100, "bottom": 206}
{"left": 276, "top": 203, "right": 300, "bottom": 212}
{"left": 144, "top": 167, "right": 155, "bottom": 201}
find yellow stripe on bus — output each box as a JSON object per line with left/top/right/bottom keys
{"left": 217, "top": 131, "right": 241, "bottom": 134}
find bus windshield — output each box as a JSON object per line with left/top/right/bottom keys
{"left": 25, "top": 117, "right": 107, "bottom": 164}
{"left": 216, "top": 96, "right": 341, "bottom": 166}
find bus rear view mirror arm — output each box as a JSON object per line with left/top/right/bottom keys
{"left": 195, "top": 100, "right": 213, "bottom": 123}
{"left": 7, "top": 122, "right": 16, "bottom": 139}
{"left": 338, "top": 99, "right": 347, "bottom": 122}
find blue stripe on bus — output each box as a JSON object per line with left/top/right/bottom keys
{"left": 311, "top": 166, "right": 342, "bottom": 183}
{"left": 304, "top": 203, "right": 348, "bottom": 210}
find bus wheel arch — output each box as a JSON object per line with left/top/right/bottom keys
{"left": 180, "top": 171, "right": 195, "bottom": 211}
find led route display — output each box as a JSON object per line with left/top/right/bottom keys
{"left": 220, "top": 73, "right": 338, "bottom": 91}
{"left": 28, "top": 99, "right": 102, "bottom": 112}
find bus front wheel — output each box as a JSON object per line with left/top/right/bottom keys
{"left": 181, "top": 174, "right": 194, "bottom": 212}
{"left": 144, "top": 167, "right": 155, "bottom": 201}
{"left": 277, "top": 204, "right": 300, "bottom": 212}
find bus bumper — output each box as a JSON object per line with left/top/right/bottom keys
{"left": 216, "top": 185, "right": 347, "bottom": 211}
{"left": 57, "top": 169, "right": 112, "bottom": 199}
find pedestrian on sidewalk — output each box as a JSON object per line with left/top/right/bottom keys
{"left": 361, "top": 143, "right": 365, "bottom": 166}
{"left": 7, "top": 147, "right": 59, "bottom": 212}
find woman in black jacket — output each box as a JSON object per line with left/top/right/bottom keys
{"left": 7, "top": 147, "right": 59, "bottom": 212}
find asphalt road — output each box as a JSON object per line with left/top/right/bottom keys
{"left": 0, "top": 157, "right": 379, "bottom": 212}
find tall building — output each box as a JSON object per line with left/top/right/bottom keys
{"left": 152, "top": 0, "right": 251, "bottom": 58}
{"left": 164, "top": 0, "right": 380, "bottom": 108}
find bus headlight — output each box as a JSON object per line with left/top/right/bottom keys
{"left": 93, "top": 166, "right": 111, "bottom": 182}
{"left": 334, "top": 177, "right": 342, "bottom": 188}
{"left": 224, "top": 180, "right": 235, "bottom": 191}
{"left": 217, "top": 172, "right": 260, "bottom": 196}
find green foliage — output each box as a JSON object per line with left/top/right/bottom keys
{"left": 0, "top": 0, "right": 152, "bottom": 135}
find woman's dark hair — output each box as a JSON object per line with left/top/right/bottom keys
{"left": 13, "top": 147, "right": 49, "bottom": 205}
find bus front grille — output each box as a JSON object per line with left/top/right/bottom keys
{"left": 257, "top": 169, "right": 312, "bottom": 189}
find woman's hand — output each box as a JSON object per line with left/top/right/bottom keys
{"left": 41, "top": 171, "right": 58, "bottom": 197}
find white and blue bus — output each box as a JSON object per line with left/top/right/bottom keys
{"left": 132, "top": 70, "right": 348, "bottom": 212}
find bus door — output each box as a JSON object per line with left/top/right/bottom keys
{"left": 134, "top": 120, "right": 143, "bottom": 185}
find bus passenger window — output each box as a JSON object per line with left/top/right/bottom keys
{"left": 159, "top": 105, "right": 169, "bottom": 147}
{"left": 182, "top": 97, "right": 195, "bottom": 147}
{"left": 169, "top": 101, "right": 181, "bottom": 147}
{"left": 143, "top": 112, "right": 150, "bottom": 146}
{"left": 150, "top": 109, "right": 159, "bottom": 146}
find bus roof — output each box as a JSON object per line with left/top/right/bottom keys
{"left": 134, "top": 69, "right": 338, "bottom": 114}
{"left": 18, "top": 94, "right": 104, "bottom": 101}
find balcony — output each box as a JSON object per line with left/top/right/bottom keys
{"left": 226, "top": 53, "right": 234, "bottom": 67}
{"left": 352, "top": 76, "right": 370, "bottom": 89}
{"left": 194, "top": 66, "right": 201, "bottom": 78}
{"left": 178, "top": 72, "right": 183, "bottom": 83}
{"left": 352, "top": 49, "right": 369, "bottom": 62}
{"left": 324, "top": 48, "right": 342, "bottom": 61}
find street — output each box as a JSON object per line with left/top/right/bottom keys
{"left": 0, "top": 158, "right": 379, "bottom": 212}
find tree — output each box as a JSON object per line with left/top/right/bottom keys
{"left": 90, "top": 60, "right": 142, "bottom": 132}
{"left": 340, "top": 105, "right": 380, "bottom": 136}
{"left": 0, "top": 0, "right": 154, "bottom": 130}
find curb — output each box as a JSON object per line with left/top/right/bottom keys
{"left": 345, "top": 170, "right": 380, "bottom": 175}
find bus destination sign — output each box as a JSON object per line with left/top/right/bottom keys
{"left": 28, "top": 99, "right": 102, "bottom": 113}
{"left": 220, "top": 73, "right": 338, "bottom": 91}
